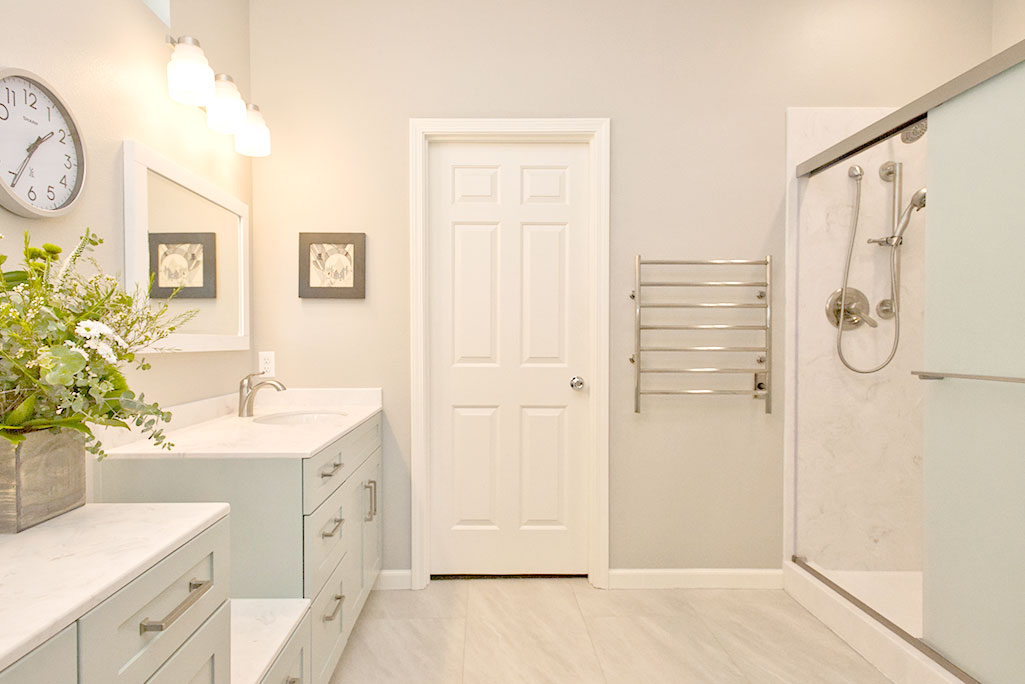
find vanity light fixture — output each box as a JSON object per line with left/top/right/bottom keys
{"left": 166, "top": 36, "right": 271, "bottom": 156}
{"left": 166, "top": 36, "right": 214, "bottom": 107}
{"left": 207, "top": 74, "right": 247, "bottom": 134}
{"left": 235, "top": 104, "right": 271, "bottom": 157}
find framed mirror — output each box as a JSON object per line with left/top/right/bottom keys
{"left": 123, "top": 140, "right": 250, "bottom": 352}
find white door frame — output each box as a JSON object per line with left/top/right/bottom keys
{"left": 410, "top": 118, "right": 610, "bottom": 590}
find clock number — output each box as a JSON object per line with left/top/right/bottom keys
{"left": 64, "top": 154, "right": 72, "bottom": 169}
{"left": 4, "top": 88, "right": 14, "bottom": 106}
{"left": 27, "top": 186, "right": 36, "bottom": 202}
{"left": 46, "top": 106, "right": 51, "bottom": 122}
{"left": 58, "top": 129, "right": 67, "bottom": 144}
{"left": 22, "top": 90, "right": 36, "bottom": 109}
{"left": 59, "top": 175, "right": 67, "bottom": 188}
{"left": 46, "top": 186, "right": 55, "bottom": 201}
{"left": 0, "top": 103, "right": 7, "bottom": 121}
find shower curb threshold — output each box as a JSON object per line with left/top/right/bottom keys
{"left": 783, "top": 561, "right": 976, "bottom": 684}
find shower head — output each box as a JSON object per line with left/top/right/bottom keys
{"left": 900, "top": 120, "right": 928, "bottom": 144}
{"left": 909, "top": 187, "right": 927, "bottom": 209}
{"left": 893, "top": 187, "right": 927, "bottom": 240}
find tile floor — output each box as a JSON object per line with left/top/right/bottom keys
{"left": 330, "top": 578, "right": 893, "bottom": 684}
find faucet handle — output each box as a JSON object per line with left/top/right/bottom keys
{"left": 239, "top": 371, "right": 265, "bottom": 391}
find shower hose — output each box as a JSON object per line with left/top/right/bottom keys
{"left": 836, "top": 169, "right": 902, "bottom": 374}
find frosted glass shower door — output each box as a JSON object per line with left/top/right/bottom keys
{"left": 924, "top": 61, "right": 1025, "bottom": 684}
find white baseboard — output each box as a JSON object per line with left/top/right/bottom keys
{"left": 374, "top": 569, "right": 413, "bottom": 591}
{"left": 783, "top": 562, "right": 965, "bottom": 684}
{"left": 609, "top": 568, "right": 784, "bottom": 589}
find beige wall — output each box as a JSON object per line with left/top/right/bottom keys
{"left": 0, "top": 0, "right": 254, "bottom": 409}
{"left": 993, "top": 0, "right": 1025, "bottom": 52}
{"left": 248, "top": 0, "right": 993, "bottom": 571}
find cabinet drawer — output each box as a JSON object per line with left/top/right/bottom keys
{"left": 0, "top": 623, "right": 76, "bottom": 684}
{"left": 310, "top": 550, "right": 360, "bottom": 684}
{"left": 145, "top": 600, "right": 230, "bottom": 684}
{"left": 302, "top": 414, "right": 381, "bottom": 514}
{"left": 79, "top": 518, "right": 230, "bottom": 684}
{"left": 304, "top": 473, "right": 362, "bottom": 598}
{"left": 260, "top": 613, "right": 312, "bottom": 684}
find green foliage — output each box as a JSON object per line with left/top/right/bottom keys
{"left": 0, "top": 230, "right": 196, "bottom": 457}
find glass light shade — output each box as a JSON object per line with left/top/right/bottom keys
{"left": 235, "top": 104, "right": 271, "bottom": 157}
{"left": 206, "top": 75, "right": 246, "bottom": 134}
{"left": 167, "top": 38, "right": 214, "bottom": 107}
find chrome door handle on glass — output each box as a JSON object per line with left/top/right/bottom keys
{"left": 323, "top": 593, "right": 345, "bottom": 622}
{"left": 139, "top": 578, "right": 211, "bottom": 634}
{"left": 570, "top": 376, "right": 585, "bottom": 390}
{"left": 321, "top": 517, "right": 344, "bottom": 538}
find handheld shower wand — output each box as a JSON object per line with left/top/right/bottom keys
{"left": 893, "top": 188, "right": 927, "bottom": 243}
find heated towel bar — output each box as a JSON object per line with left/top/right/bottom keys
{"left": 630, "top": 256, "right": 772, "bottom": 413}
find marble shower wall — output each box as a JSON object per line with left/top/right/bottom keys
{"left": 794, "top": 124, "right": 927, "bottom": 572}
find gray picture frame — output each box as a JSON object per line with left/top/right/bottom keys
{"left": 148, "top": 232, "right": 217, "bottom": 299}
{"left": 299, "top": 232, "right": 366, "bottom": 299}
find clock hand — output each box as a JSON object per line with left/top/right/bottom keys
{"left": 10, "top": 132, "right": 55, "bottom": 188}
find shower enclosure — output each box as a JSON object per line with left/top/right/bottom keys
{"left": 788, "top": 56, "right": 1025, "bottom": 684}
{"left": 794, "top": 125, "right": 929, "bottom": 636}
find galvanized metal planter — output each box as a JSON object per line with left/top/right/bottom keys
{"left": 0, "top": 430, "right": 86, "bottom": 534}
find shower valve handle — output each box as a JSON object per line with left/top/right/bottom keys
{"left": 849, "top": 309, "right": 878, "bottom": 328}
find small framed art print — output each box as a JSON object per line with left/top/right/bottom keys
{"left": 299, "top": 232, "right": 366, "bottom": 299}
{"left": 148, "top": 232, "right": 217, "bottom": 299}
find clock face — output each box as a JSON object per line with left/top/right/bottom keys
{"left": 0, "top": 70, "right": 85, "bottom": 218}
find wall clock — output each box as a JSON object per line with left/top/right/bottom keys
{"left": 0, "top": 68, "right": 85, "bottom": 218}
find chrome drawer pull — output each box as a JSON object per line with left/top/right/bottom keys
{"left": 321, "top": 517, "right": 345, "bottom": 538}
{"left": 364, "top": 482, "right": 374, "bottom": 521}
{"left": 369, "top": 479, "right": 378, "bottom": 518}
{"left": 323, "top": 593, "right": 345, "bottom": 622}
{"left": 320, "top": 460, "right": 344, "bottom": 479}
{"left": 139, "top": 578, "right": 211, "bottom": 634}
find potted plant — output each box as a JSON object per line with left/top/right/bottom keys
{"left": 0, "top": 230, "right": 192, "bottom": 533}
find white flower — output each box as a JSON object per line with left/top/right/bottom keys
{"left": 76, "top": 320, "right": 114, "bottom": 339}
{"left": 85, "top": 338, "right": 117, "bottom": 364}
{"left": 63, "top": 341, "right": 89, "bottom": 359}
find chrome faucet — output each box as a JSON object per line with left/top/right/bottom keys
{"left": 238, "top": 371, "right": 286, "bottom": 417}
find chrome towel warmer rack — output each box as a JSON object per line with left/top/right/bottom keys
{"left": 630, "top": 255, "right": 772, "bottom": 413}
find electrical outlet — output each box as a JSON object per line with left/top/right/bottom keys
{"left": 258, "top": 351, "right": 276, "bottom": 377}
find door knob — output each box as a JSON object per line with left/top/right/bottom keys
{"left": 570, "top": 376, "right": 585, "bottom": 390}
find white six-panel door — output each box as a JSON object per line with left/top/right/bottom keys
{"left": 428, "top": 141, "right": 591, "bottom": 574}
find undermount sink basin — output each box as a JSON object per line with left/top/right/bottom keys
{"left": 253, "top": 411, "right": 349, "bottom": 426}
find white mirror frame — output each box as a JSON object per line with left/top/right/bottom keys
{"left": 122, "top": 139, "right": 251, "bottom": 352}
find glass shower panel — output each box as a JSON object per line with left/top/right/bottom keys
{"left": 794, "top": 131, "right": 927, "bottom": 637}
{"left": 923, "top": 61, "right": 1025, "bottom": 684}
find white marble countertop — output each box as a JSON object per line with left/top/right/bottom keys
{"left": 106, "top": 388, "right": 382, "bottom": 459}
{"left": 0, "top": 502, "right": 229, "bottom": 671}
{"left": 230, "top": 598, "right": 311, "bottom": 684}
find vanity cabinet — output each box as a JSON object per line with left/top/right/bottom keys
{"left": 0, "top": 504, "right": 231, "bottom": 684}
{"left": 0, "top": 624, "right": 76, "bottom": 684}
{"left": 102, "top": 411, "right": 384, "bottom": 684}
{"left": 78, "top": 518, "right": 230, "bottom": 684}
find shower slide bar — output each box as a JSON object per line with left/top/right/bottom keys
{"left": 912, "top": 370, "right": 1025, "bottom": 384}
{"left": 630, "top": 255, "right": 772, "bottom": 414}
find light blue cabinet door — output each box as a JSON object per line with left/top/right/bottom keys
{"left": 0, "top": 623, "right": 77, "bottom": 684}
